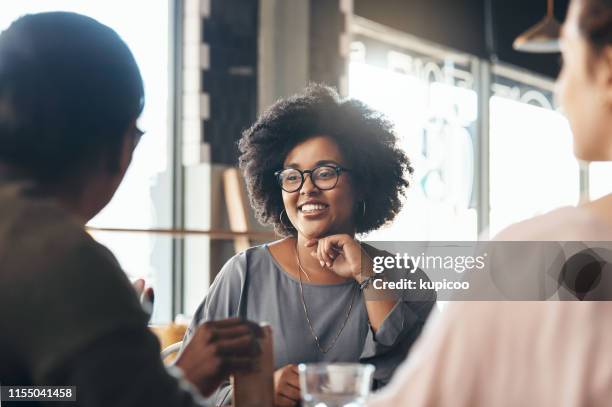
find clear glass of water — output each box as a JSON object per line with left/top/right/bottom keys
{"left": 298, "top": 363, "right": 375, "bottom": 407}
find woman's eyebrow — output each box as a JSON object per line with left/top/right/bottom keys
{"left": 283, "top": 160, "right": 340, "bottom": 168}
{"left": 315, "top": 160, "right": 340, "bottom": 166}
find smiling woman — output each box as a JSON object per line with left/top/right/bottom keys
{"left": 182, "top": 85, "right": 436, "bottom": 406}
{"left": 241, "top": 85, "right": 412, "bottom": 237}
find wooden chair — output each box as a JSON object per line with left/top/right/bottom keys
{"left": 150, "top": 323, "right": 188, "bottom": 364}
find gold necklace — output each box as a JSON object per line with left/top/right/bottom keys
{"left": 295, "top": 242, "right": 357, "bottom": 354}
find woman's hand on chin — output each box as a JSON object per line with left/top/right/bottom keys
{"left": 305, "top": 234, "right": 366, "bottom": 280}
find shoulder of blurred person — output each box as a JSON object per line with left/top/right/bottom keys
{"left": 369, "top": 203, "right": 612, "bottom": 407}
{"left": 494, "top": 204, "right": 612, "bottom": 241}
{"left": 0, "top": 177, "right": 109, "bottom": 275}
{"left": 0, "top": 175, "right": 215, "bottom": 407}
{"left": 0, "top": 176, "right": 150, "bottom": 382}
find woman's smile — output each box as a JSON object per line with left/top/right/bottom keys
{"left": 295, "top": 195, "right": 336, "bottom": 233}
{"left": 298, "top": 200, "right": 330, "bottom": 217}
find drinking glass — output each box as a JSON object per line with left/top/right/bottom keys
{"left": 298, "top": 363, "right": 375, "bottom": 407}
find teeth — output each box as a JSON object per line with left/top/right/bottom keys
{"left": 301, "top": 204, "right": 327, "bottom": 212}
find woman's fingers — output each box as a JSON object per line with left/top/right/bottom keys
{"left": 322, "top": 238, "right": 337, "bottom": 268}
{"left": 204, "top": 318, "right": 264, "bottom": 337}
{"left": 274, "top": 365, "right": 301, "bottom": 406}
{"left": 276, "top": 393, "right": 299, "bottom": 406}
{"left": 320, "top": 237, "right": 345, "bottom": 268}
{"left": 305, "top": 235, "right": 354, "bottom": 270}
{"left": 317, "top": 239, "right": 327, "bottom": 268}
{"left": 306, "top": 238, "right": 325, "bottom": 267}
{"left": 287, "top": 366, "right": 300, "bottom": 387}
{"left": 279, "top": 384, "right": 301, "bottom": 401}
{"left": 279, "top": 367, "right": 301, "bottom": 403}
{"left": 306, "top": 238, "right": 342, "bottom": 268}
{"left": 204, "top": 317, "right": 242, "bottom": 327}
{"left": 212, "top": 324, "right": 254, "bottom": 340}
{"left": 132, "top": 278, "right": 145, "bottom": 295}
{"left": 216, "top": 334, "right": 261, "bottom": 357}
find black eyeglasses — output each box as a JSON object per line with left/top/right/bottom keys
{"left": 274, "top": 164, "right": 351, "bottom": 193}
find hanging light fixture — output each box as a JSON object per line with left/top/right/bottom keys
{"left": 513, "top": 0, "right": 561, "bottom": 53}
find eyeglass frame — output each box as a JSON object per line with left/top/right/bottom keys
{"left": 274, "top": 164, "right": 352, "bottom": 193}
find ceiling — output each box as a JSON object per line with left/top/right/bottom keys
{"left": 354, "top": 0, "right": 571, "bottom": 78}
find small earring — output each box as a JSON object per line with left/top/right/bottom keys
{"left": 361, "top": 201, "right": 366, "bottom": 218}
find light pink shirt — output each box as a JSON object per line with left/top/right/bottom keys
{"left": 368, "top": 206, "right": 612, "bottom": 407}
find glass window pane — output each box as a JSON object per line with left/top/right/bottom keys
{"left": 1, "top": 1, "right": 173, "bottom": 322}
{"left": 489, "top": 70, "right": 578, "bottom": 237}
{"left": 589, "top": 162, "right": 612, "bottom": 200}
{"left": 349, "top": 37, "right": 477, "bottom": 240}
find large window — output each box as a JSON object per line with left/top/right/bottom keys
{"left": 1, "top": 1, "right": 173, "bottom": 322}
{"left": 489, "top": 67, "right": 578, "bottom": 236}
{"left": 349, "top": 21, "right": 478, "bottom": 241}
{"left": 348, "top": 17, "right": 583, "bottom": 241}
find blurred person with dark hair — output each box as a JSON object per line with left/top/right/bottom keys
{"left": 367, "top": 0, "right": 612, "bottom": 405}
{"left": 0, "top": 12, "right": 262, "bottom": 406}
{"left": 183, "top": 84, "right": 435, "bottom": 406}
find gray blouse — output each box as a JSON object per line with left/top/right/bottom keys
{"left": 183, "top": 244, "right": 435, "bottom": 405}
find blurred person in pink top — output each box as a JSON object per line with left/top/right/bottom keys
{"left": 367, "top": 0, "right": 612, "bottom": 405}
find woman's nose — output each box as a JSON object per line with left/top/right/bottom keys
{"left": 300, "top": 173, "right": 319, "bottom": 194}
